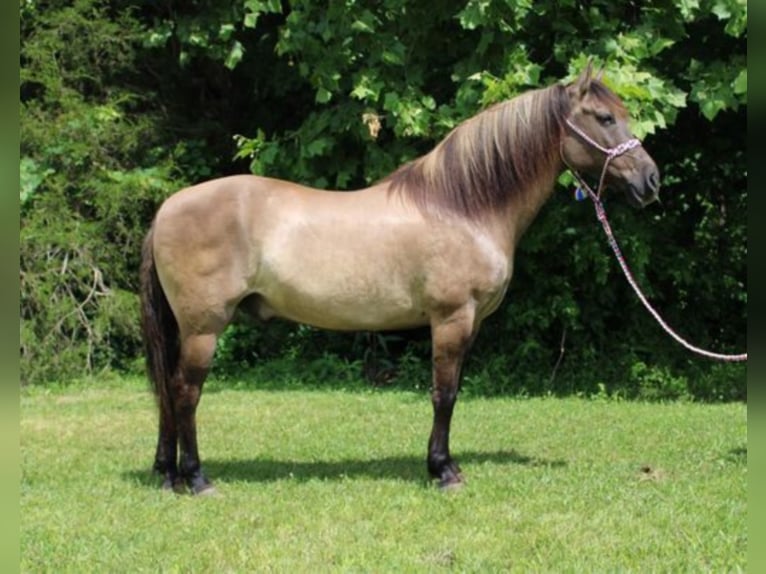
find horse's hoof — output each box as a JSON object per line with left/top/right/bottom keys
{"left": 160, "top": 476, "right": 186, "bottom": 494}
{"left": 438, "top": 476, "right": 465, "bottom": 491}
{"left": 189, "top": 474, "right": 216, "bottom": 496}
{"left": 436, "top": 466, "right": 465, "bottom": 490}
{"left": 194, "top": 484, "right": 218, "bottom": 497}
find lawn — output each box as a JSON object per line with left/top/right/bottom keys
{"left": 21, "top": 378, "right": 746, "bottom": 572}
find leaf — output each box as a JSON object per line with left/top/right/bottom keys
{"left": 144, "top": 24, "right": 172, "bottom": 48}
{"left": 649, "top": 37, "right": 675, "bottom": 55}
{"left": 700, "top": 97, "right": 725, "bottom": 121}
{"left": 20, "top": 157, "right": 54, "bottom": 205}
{"left": 457, "top": 0, "right": 490, "bottom": 30}
{"left": 224, "top": 41, "right": 244, "bottom": 70}
{"left": 664, "top": 88, "right": 688, "bottom": 108}
{"left": 304, "top": 137, "right": 333, "bottom": 158}
{"left": 351, "top": 74, "right": 383, "bottom": 101}
{"left": 244, "top": 12, "right": 259, "bottom": 28}
{"left": 351, "top": 84, "right": 375, "bottom": 101}
{"left": 219, "top": 23, "right": 235, "bottom": 41}
{"left": 676, "top": 0, "right": 701, "bottom": 20}
{"left": 711, "top": 0, "right": 732, "bottom": 19}
{"left": 244, "top": 0, "right": 283, "bottom": 28}
{"left": 421, "top": 95, "right": 437, "bottom": 111}
{"left": 381, "top": 49, "right": 404, "bottom": 66}
{"left": 732, "top": 69, "right": 746, "bottom": 95}
{"left": 383, "top": 92, "right": 400, "bottom": 112}
{"left": 351, "top": 19, "right": 374, "bottom": 34}
{"left": 187, "top": 32, "right": 207, "bottom": 47}
{"left": 315, "top": 87, "right": 332, "bottom": 104}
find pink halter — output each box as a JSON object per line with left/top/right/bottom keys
{"left": 562, "top": 117, "right": 642, "bottom": 199}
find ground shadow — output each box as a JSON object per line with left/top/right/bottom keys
{"left": 726, "top": 445, "right": 747, "bottom": 464}
{"left": 125, "top": 449, "right": 566, "bottom": 488}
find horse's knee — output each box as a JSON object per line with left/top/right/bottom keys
{"left": 431, "top": 305, "right": 477, "bottom": 360}
{"left": 171, "top": 333, "right": 217, "bottom": 396}
{"left": 431, "top": 384, "right": 458, "bottom": 410}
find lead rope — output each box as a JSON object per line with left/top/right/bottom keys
{"left": 562, "top": 119, "right": 747, "bottom": 362}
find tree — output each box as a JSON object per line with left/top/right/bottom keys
{"left": 20, "top": 0, "right": 746, "bottom": 399}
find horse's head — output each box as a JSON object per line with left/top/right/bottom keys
{"left": 561, "top": 62, "right": 660, "bottom": 208}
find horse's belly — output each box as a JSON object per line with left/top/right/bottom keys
{"left": 256, "top": 281, "right": 427, "bottom": 331}
{"left": 249, "top": 205, "right": 509, "bottom": 331}
{"left": 253, "top": 250, "right": 428, "bottom": 330}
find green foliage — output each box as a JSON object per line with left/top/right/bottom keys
{"left": 627, "top": 361, "right": 692, "bottom": 401}
{"left": 20, "top": 0, "right": 185, "bottom": 383}
{"left": 20, "top": 0, "right": 746, "bottom": 400}
{"left": 19, "top": 157, "right": 53, "bottom": 206}
{"left": 688, "top": 57, "right": 747, "bottom": 120}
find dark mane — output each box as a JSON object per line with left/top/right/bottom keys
{"left": 384, "top": 83, "right": 572, "bottom": 219}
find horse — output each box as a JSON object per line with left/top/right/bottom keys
{"left": 140, "top": 62, "right": 660, "bottom": 494}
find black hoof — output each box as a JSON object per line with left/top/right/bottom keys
{"left": 155, "top": 463, "right": 184, "bottom": 493}
{"left": 195, "top": 484, "right": 218, "bottom": 496}
{"left": 159, "top": 475, "right": 186, "bottom": 494}
{"left": 437, "top": 467, "right": 464, "bottom": 490}
{"left": 439, "top": 476, "right": 465, "bottom": 491}
{"left": 429, "top": 459, "right": 464, "bottom": 490}
{"left": 188, "top": 473, "right": 215, "bottom": 496}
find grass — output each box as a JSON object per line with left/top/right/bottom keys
{"left": 21, "top": 377, "right": 746, "bottom": 572}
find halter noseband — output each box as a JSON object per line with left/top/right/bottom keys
{"left": 562, "top": 117, "right": 642, "bottom": 200}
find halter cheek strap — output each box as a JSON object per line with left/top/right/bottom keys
{"left": 561, "top": 117, "right": 642, "bottom": 199}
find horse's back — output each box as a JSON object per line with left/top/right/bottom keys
{"left": 154, "top": 175, "right": 297, "bottom": 228}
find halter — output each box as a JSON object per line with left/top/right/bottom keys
{"left": 561, "top": 117, "right": 642, "bottom": 199}
{"left": 560, "top": 117, "right": 747, "bottom": 363}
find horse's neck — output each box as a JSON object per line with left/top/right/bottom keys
{"left": 496, "top": 166, "right": 563, "bottom": 250}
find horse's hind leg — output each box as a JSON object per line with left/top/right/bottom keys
{"left": 427, "top": 305, "right": 477, "bottom": 489}
{"left": 154, "top": 409, "right": 180, "bottom": 491}
{"left": 172, "top": 332, "right": 218, "bottom": 494}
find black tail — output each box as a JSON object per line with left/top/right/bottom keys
{"left": 139, "top": 226, "right": 179, "bottom": 417}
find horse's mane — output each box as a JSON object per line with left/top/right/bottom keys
{"left": 384, "top": 82, "right": 575, "bottom": 219}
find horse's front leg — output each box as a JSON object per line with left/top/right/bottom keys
{"left": 427, "top": 306, "right": 476, "bottom": 489}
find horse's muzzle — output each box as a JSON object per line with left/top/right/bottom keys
{"left": 626, "top": 165, "right": 660, "bottom": 208}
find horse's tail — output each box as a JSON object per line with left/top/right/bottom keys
{"left": 139, "top": 225, "right": 178, "bottom": 417}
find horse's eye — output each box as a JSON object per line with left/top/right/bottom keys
{"left": 596, "top": 112, "right": 615, "bottom": 126}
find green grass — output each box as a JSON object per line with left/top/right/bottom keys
{"left": 21, "top": 378, "right": 746, "bottom": 572}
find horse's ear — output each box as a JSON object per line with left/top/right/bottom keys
{"left": 573, "top": 59, "right": 594, "bottom": 97}
{"left": 594, "top": 62, "right": 606, "bottom": 82}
